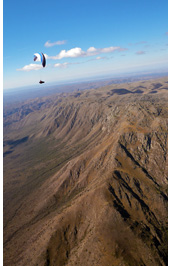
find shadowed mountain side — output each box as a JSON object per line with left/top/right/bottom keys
{"left": 3, "top": 77, "right": 168, "bottom": 266}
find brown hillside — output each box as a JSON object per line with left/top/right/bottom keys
{"left": 3, "top": 77, "right": 168, "bottom": 266}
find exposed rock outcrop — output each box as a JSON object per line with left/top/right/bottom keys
{"left": 3, "top": 77, "right": 168, "bottom": 266}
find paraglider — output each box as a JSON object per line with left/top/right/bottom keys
{"left": 33, "top": 52, "right": 46, "bottom": 84}
{"left": 34, "top": 52, "right": 46, "bottom": 67}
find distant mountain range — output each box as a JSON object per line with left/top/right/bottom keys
{"left": 3, "top": 72, "right": 167, "bottom": 105}
{"left": 3, "top": 76, "right": 168, "bottom": 266}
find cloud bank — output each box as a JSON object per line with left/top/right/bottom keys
{"left": 45, "top": 40, "right": 67, "bottom": 47}
{"left": 48, "top": 46, "right": 127, "bottom": 60}
{"left": 17, "top": 45, "right": 127, "bottom": 72}
{"left": 17, "top": 64, "right": 43, "bottom": 71}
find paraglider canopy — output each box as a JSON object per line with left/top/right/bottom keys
{"left": 34, "top": 52, "right": 46, "bottom": 67}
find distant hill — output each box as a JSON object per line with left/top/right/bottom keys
{"left": 3, "top": 76, "right": 168, "bottom": 266}
{"left": 3, "top": 72, "right": 167, "bottom": 105}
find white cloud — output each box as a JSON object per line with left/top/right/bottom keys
{"left": 49, "top": 47, "right": 86, "bottom": 60}
{"left": 100, "top": 47, "right": 118, "bottom": 53}
{"left": 48, "top": 46, "right": 127, "bottom": 60}
{"left": 54, "top": 62, "right": 69, "bottom": 68}
{"left": 17, "top": 64, "right": 43, "bottom": 71}
{"left": 96, "top": 56, "right": 102, "bottom": 60}
{"left": 45, "top": 40, "right": 67, "bottom": 47}
{"left": 18, "top": 45, "right": 127, "bottom": 72}
{"left": 87, "top": 47, "right": 97, "bottom": 53}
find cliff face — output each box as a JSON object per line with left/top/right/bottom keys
{"left": 3, "top": 77, "right": 168, "bottom": 266}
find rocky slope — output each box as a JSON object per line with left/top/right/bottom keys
{"left": 3, "top": 77, "right": 168, "bottom": 266}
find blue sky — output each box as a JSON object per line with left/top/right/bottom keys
{"left": 3, "top": 0, "right": 168, "bottom": 89}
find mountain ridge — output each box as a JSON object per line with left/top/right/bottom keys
{"left": 3, "top": 77, "right": 168, "bottom": 266}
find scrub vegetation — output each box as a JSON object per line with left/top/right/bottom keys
{"left": 4, "top": 77, "right": 168, "bottom": 266}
